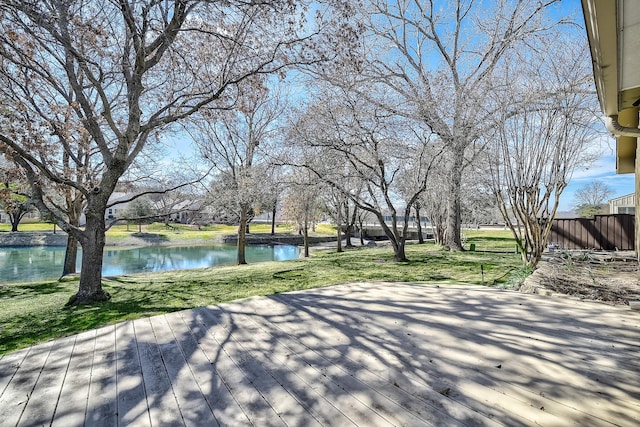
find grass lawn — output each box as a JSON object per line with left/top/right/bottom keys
{"left": 0, "top": 221, "right": 59, "bottom": 232}
{"left": 1, "top": 221, "right": 337, "bottom": 245}
{"left": 103, "top": 222, "right": 330, "bottom": 243}
{"left": 0, "top": 230, "right": 523, "bottom": 355}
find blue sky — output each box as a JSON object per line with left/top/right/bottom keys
{"left": 559, "top": 145, "right": 635, "bottom": 211}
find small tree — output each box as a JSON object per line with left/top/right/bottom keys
{"left": 124, "top": 197, "right": 155, "bottom": 233}
{"left": 488, "top": 38, "right": 601, "bottom": 268}
{"left": 0, "top": 162, "right": 33, "bottom": 232}
{"left": 421, "top": 166, "right": 449, "bottom": 246}
{"left": 281, "top": 170, "right": 321, "bottom": 257}
{"left": 0, "top": 186, "right": 32, "bottom": 232}
{"left": 194, "top": 81, "right": 286, "bottom": 264}
{"left": 320, "top": 176, "right": 362, "bottom": 251}
{"left": 356, "top": 209, "right": 374, "bottom": 245}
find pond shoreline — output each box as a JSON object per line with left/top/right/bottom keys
{"left": 0, "top": 231, "right": 337, "bottom": 248}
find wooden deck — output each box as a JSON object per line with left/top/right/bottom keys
{"left": 1, "top": 282, "right": 639, "bottom": 426}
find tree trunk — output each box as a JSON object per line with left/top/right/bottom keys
{"left": 375, "top": 212, "right": 408, "bottom": 261}
{"left": 437, "top": 223, "right": 446, "bottom": 245}
{"left": 238, "top": 204, "right": 248, "bottom": 265}
{"left": 445, "top": 149, "right": 464, "bottom": 251}
{"left": 415, "top": 205, "right": 424, "bottom": 244}
{"left": 67, "top": 216, "right": 110, "bottom": 305}
{"left": 9, "top": 213, "right": 20, "bottom": 232}
{"left": 62, "top": 234, "right": 78, "bottom": 276}
{"left": 271, "top": 204, "right": 277, "bottom": 235}
{"left": 346, "top": 206, "right": 358, "bottom": 248}
{"left": 393, "top": 238, "right": 407, "bottom": 261}
{"left": 336, "top": 205, "right": 343, "bottom": 252}
{"left": 303, "top": 217, "right": 310, "bottom": 257}
{"left": 345, "top": 224, "right": 353, "bottom": 247}
{"left": 62, "top": 197, "right": 83, "bottom": 276}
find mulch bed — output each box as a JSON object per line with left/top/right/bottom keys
{"left": 523, "top": 251, "right": 640, "bottom": 305}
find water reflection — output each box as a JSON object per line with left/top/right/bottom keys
{"left": 0, "top": 244, "right": 299, "bottom": 284}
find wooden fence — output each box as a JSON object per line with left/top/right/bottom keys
{"left": 549, "top": 214, "right": 635, "bottom": 250}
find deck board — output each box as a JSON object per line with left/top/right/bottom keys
{"left": 52, "top": 329, "right": 95, "bottom": 427}
{"left": 0, "top": 342, "right": 53, "bottom": 426}
{"left": 85, "top": 325, "right": 118, "bottom": 427}
{"left": 193, "top": 306, "right": 289, "bottom": 427}
{"left": 18, "top": 336, "right": 75, "bottom": 427}
{"left": 0, "top": 347, "right": 29, "bottom": 401}
{"left": 165, "top": 311, "right": 249, "bottom": 426}
{"left": 1, "top": 282, "right": 639, "bottom": 427}
{"left": 115, "top": 321, "right": 151, "bottom": 427}
{"left": 133, "top": 317, "right": 184, "bottom": 427}
{"left": 151, "top": 314, "right": 217, "bottom": 427}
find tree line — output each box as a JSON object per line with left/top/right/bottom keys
{"left": 0, "top": 0, "right": 602, "bottom": 304}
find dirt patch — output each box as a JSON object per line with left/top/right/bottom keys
{"left": 522, "top": 251, "right": 640, "bottom": 305}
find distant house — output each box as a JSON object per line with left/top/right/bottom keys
{"left": 76, "top": 192, "right": 132, "bottom": 225}
{"left": 82, "top": 192, "right": 203, "bottom": 225}
{"left": 609, "top": 193, "right": 635, "bottom": 215}
{"left": 153, "top": 199, "right": 201, "bottom": 224}
{"left": 105, "top": 192, "right": 132, "bottom": 221}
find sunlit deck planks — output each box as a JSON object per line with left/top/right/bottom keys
{"left": 1, "top": 282, "right": 639, "bottom": 426}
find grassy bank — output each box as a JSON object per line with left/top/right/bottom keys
{"left": 1, "top": 221, "right": 337, "bottom": 245}
{"left": 0, "top": 230, "right": 522, "bottom": 355}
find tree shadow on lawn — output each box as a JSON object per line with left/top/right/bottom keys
{"left": 0, "top": 281, "right": 71, "bottom": 299}
{"left": 0, "top": 278, "right": 197, "bottom": 354}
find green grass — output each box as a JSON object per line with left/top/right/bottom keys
{"left": 0, "top": 233, "right": 524, "bottom": 355}
{"left": 106, "top": 222, "right": 334, "bottom": 243}
{"left": 0, "top": 221, "right": 58, "bottom": 232}
{"left": 464, "top": 229, "right": 520, "bottom": 252}
{"left": 0, "top": 221, "right": 336, "bottom": 240}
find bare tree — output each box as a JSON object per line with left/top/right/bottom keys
{"left": 573, "top": 180, "right": 614, "bottom": 217}
{"left": 421, "top": 168, "right": 448, "bottom": 245}
{"left": 320, "top": 185, "right": 360, "bottom": 251}
{"left": 263, "top": 166, "right": 285, "bottom": 236}
{"left": 0, "top": 1, "right": 333, "bottom": 303}
{"left": 355, "top": 209, "right": 374, "bottom": 246}
{"left": 289, "top": 86, "right": 442, "bottom": 261}
{"left": 193, "top": 81, "right": 286, "bottom": 264}
{"left": 280, "top": 169, "right": 322, "bottom": 257}
{"left": 334, "top": 0, "right": 564, "bottom": 251}
{"left": 488, "top": 39, "right": 601, "bottom": 268}
{"left": 147, "top": 187, "right": 195, "bottom": 225}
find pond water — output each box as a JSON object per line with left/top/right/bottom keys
{"left": 0, "top": 244, "right": 300, "bottom": 284}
